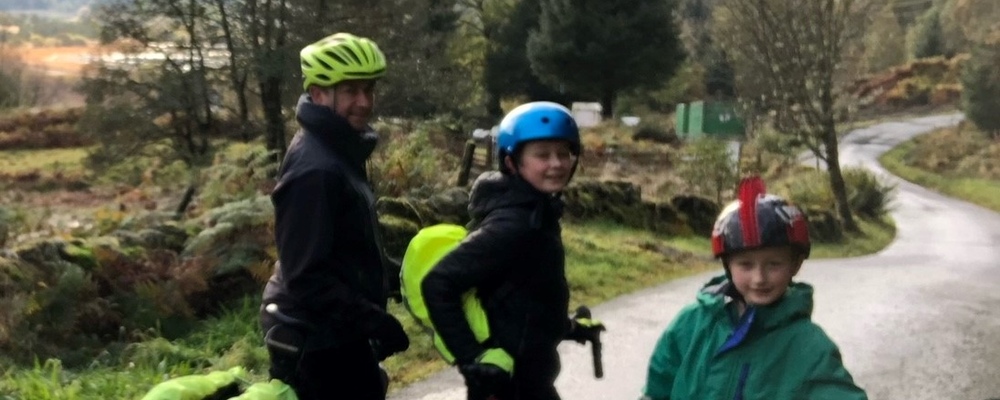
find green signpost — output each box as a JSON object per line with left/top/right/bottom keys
{"left": 675, "top": 100, "right": 747, "bottom": 177}
{"left": 675, "top": 101, "right": 745, "bottom": 140}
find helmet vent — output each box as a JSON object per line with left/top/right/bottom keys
{"left": 316, "top": 58, "right": 332, "bottom": 71}
{"left": 316, "top": 73, "right": 330, "bottom": 81}
{"left": 324, "top": 50, "right": 348, "bottom": 66}
{"left": 348, "top": 50, "right": 363, "bottom": 64}
{"left": 541, "top": 117, "right": 550, "bottom": 124}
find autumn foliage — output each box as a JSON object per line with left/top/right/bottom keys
{"left": 0, "top": 107, "right": 90, "bottom": 150}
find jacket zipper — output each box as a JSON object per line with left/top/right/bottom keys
{"left": 343, "top": 168, "right": 389, "bottom": 298}
{"left": 732, "top": 363, "right": 750, "bottom": 400}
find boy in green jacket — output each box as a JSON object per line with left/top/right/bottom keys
{"left": 641, "top": 177, "right": 868, "bottom": 400}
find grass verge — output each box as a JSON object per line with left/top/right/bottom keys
{"left": 810, "top": 216, "right": 896, "bottom": 259}
{"left": 880, "top": 140, "right": 1000, "bottom": 213}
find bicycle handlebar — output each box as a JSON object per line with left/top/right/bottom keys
{"left": 574, "top": 306, "right": 604, "bottom": 379}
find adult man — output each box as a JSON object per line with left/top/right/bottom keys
{"left": 260, "top": 32, "right": 409, "bottom": 400}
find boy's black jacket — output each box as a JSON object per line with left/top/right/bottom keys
{"left": 423, "top": 171, "right": 571, "bottom": 365}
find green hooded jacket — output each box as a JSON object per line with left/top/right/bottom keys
{"left": 642, "top": 275, "right": 868, "bottom": 400}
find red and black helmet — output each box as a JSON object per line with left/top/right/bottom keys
{"left": 711, "top": 177, "right": 811, "bottom": 259}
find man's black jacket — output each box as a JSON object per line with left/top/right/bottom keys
{"left": 422, "top": 171, "right": 572, "bottom": 366}
{"left": 262, "top": 94, "right": 390, "bottom": 350}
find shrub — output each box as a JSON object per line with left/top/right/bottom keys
{"left": 0, "top": 231, "right": 227, "bottom": 365}
{"left": 954, "top": 139, "right": 1000, "bottom": 180}
{"left": 804, "top": 207, "right": 843, "bottom": 243}
{"left": 676, "top": 138, "right": 738, "bottom": 205}
{"left": 961, "top": 43, "right": 1000, "bottom": 138}
{"left": 0, "top": 242, "right": 105, "bottom": 365}
{"left": 907, "top": 5, "right": 946, "bottom": 60}
{"left": 197, "top": 143, "right": 278, "bottom": 210}
{"left": 775, "top": 168, "right": 895, "bottom": 222}
{"left": 368, "top": 122, "right": 460, "bottom": 197}
{"left": 908, "top": 126, "right": 982, "bottom": 173}
{"left": 0, "top": 206, "right": 25, "bottom": 247}
{"left": 632, "top": 117, "right": 679, "bottom": 145}
{"left": 843, "top": 168, "right": 896, "bottom": 220}
{"left": 775, "top": 169, "right": 834, "bottom": 210}
{"left": 0, "top": 108, "right": 88, "bottom": 150}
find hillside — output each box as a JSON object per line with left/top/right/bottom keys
{"left": 0, "top": 0, "right": 94, "bottom": 13}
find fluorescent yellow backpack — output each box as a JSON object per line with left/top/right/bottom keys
{"left": 400, "top": 223, "right": 490, "bottom": 363}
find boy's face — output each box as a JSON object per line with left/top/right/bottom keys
{"left": 728, "top": 246, "right": 803, "bottom": 306}
{"left": 310, "top": 79, "right": 376, "bottom": 131}
{"left": 505, "top": 140, "right": 576, "bottom": 194}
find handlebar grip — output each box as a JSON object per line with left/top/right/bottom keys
{"left": 574, "top": 306, "right": 604, "bottom": 379}
{"left": 591, "top": 334, "right": 604, "bottom": 379}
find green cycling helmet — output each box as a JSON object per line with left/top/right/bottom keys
{"left": 300, "top": 32, "right": 386, "bottom": 91}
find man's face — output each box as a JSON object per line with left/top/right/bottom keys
{"left": 311, "top": 79, "right": 376, "bottom": 131}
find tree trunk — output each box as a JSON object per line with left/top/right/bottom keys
{"left": 600, "top": 89, "right": 614, "bottom": 119}
{"left": 485, "top": 89, "right": 503, "bottom": 120}
{"left": 254, "top": 0, "right": 289, "bottom": 170}
{"left": 216, "top": 0, "right": 251, "bottom": 140}
{"left": 822, "top": 124, "right": 858, "bottom": 232}
{"left": 174, "top": 184, "right": 197, "bottom": 219}
{"left": 261, "top": 76, "right": 286, "bottom": 166}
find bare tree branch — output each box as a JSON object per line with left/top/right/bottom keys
{"left": 714, "top": 0, "right": 868, "bottom": 231}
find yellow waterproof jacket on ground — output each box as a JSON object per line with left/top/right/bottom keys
{"left": 141, "top": 367, "right": 298, "bottom": 400}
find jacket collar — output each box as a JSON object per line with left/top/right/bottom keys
{"left": 295, "top": 94, "right": 378, "bottom": 178}
{"left": 468, "top": 171, "right": 563, "bottom": 227}
{"left": 698, "top": 274, "right": 814, "bottom": 332}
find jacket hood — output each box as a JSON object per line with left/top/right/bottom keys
{"left": 295, "top": 94, "right": 378, "bottom": 175}
{"left": 468, "top": 171, "right": 561, "bottom": 222}
{"left": 697, "top": 274, "right": 813, "bottom": 331}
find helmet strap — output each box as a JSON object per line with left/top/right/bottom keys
{"left": 503, "top": 154, "right": 518, "bottom": 173}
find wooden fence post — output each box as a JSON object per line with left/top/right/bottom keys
{"left": 457, "top": 140, "right": 476, "bottom": 186}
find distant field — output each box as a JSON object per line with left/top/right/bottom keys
{"left": 20, "top": 45, "right": 95, "bottom": 77}
{"left": 0, "top": 147, "right": 88, "bottom": 174}
{"left": 0, "top": 9, "right": 81, "bottom": 19}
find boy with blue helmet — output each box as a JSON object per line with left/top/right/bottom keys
{"left": 640, "top": 177, "right": 867, "bottom": 400}
{"left": 422, "top": 101, "right": 604, "bottom": 400}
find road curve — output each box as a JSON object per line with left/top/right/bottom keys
{"left": 390, "top": 114, "right": 1000, "bottom": 400}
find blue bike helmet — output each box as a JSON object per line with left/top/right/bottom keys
{"left": 496, "top": 101, "right": 581, "bottom": 173}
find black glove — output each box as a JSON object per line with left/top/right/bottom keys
{"left": 365, "top": 312, "right": 409, "bottom": 360}
{"left": 565, "top": 313, "right": 606, "bottom": 344}
{"left": 459, "top": 361, "right": 512, "bottom": 400}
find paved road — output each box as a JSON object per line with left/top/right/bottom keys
{"left": 391, "top": 114, "right": 1000, "bottom": 400}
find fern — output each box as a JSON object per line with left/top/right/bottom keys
{"left": 198, "top": 144, "right": 278, "bottom": 209}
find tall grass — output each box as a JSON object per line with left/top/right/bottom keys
{"left": 0, "top": 148, "right": 89, "bottom": 175}
{"left": 881, "top": 136, "right": 1000, "bottom": 212}
{"left": 0, "top": 298, "right": 266, "bottom": 399}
